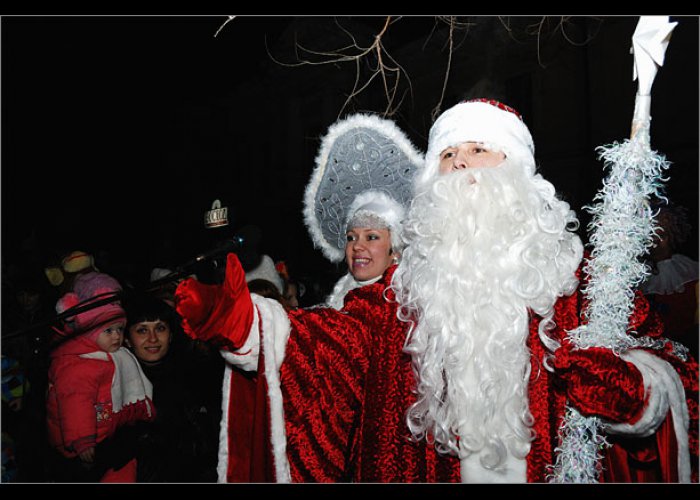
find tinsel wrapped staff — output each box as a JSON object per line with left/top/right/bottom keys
{"left": 548, "top": 16, "right": 686, "bottom": 483}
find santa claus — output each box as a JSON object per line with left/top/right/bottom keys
{"left": 174, "top": 100, "right": 697, "bottom": 483}
{"left": 391, "top": 98, "right": 698, "bottom": 482}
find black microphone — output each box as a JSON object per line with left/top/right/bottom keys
{"left": 179, "top": 234, "right": 245, "bottom": 272}
{"left": 146, "top": 234, "right": 246, "bottom": 291}
{"left": 188, "top": 234, "right": 245, "bottom": 266}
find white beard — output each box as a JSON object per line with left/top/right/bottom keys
{"left": 392, "top": 160, "right": 584, "bottom": 474}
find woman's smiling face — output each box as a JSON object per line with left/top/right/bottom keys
{"left": 345, "top": 227, "right": 396, "bottom": 282}
{"left": 128, "top": 319, "right": 172, "bottom": 364}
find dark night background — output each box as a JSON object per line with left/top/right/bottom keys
{"left": 1, "top": 15, "right": 698, "bottom": 296}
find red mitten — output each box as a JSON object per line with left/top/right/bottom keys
{"left": 175, "top": 253, "right": 254, "bottom": 351}
{"left": 553, "top": 342, "right": 645, "bottom": 424}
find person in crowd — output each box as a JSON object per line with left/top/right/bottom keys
{"left": 122, "top": 292, "right": 223, "bottom": 482}
{"left": 641, "top": 199, "right": 699, "bottom": 359}
{"left": 2, "top": 356, "right": 24, "bottom": 482}
{"left": 324, "top": 190, "right": 403, "bottom": 310}
{"left": 274, "top": 261, "right": 302, "bottom": 311}
{"left": 247, "top": 278, "right": 285, "bottom": 305}
{"left": 282, "top": 279, "right": 301, "bottom": 310}
{"left": 245, "top": 254, "right": 284, "bottom": 292}
{"left": 1, "top": 431, "right": 19, "bottom": 482}
{"left": 45, "top": 272, "right": 155, "bottom": 482}
{"left": 174, "top": 102, "right": 696, "bottom": 483}
{"left": 1, "top": 262, "right": 56, "bottom": 481}
{"left": 2, "top": 260, "right": 57, "bottom": 367}
{"left": 148, "top": 267, "right": 179, "bottom": 307}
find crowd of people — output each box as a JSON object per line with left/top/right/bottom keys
{"left": 1, "top": 233, "right": 307, "bottom": 482}
{"left": 1, "top": 97, "right": 698, "bottom": 484}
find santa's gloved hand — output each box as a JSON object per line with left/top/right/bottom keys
{"left": 175, "top": 253, "right": 253, "bottom": 350}
{"left": 553, "top": 342, "right": 645, "bottom": 424}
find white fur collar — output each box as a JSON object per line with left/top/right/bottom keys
{"left": 325, "top": 272, "right": 382, "bottom": 310}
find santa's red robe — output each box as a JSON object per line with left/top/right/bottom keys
{"left": 176, "top": 257, "right": 698, "bottom": 483}
{"left": 216, "top": 265, "right": 460, "bottom": 482}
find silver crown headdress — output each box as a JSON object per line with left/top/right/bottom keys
{"left": 303, "top": 113, "right": 423, "bottom": 262}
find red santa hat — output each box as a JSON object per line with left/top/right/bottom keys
{"left": 418, "top": 98, "right": 535, "bottom": 186}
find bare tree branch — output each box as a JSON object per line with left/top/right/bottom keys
{"left": 215, "top": 16, "right": 604, "bottom": 119}
{"left": 214, "top": 16, "right": 236, "bottom": 38}
{"left": 262, "top": 16, "right": 413, "bottom": 117}
{"left": 431, "top": 17, "right": 456, "bottom": 122}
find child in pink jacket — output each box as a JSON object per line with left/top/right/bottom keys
{"left": 46, "top": 272, "right": 155, "bottom": 482}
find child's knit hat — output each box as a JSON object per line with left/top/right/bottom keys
{"left": 55, "top": 272, "right": 126, "bottom": 341}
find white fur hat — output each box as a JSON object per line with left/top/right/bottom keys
{"left": 418, "top": 99, "right": 535, "bottom": 187}
{"left": 346, "top": 190, "right": 406, "bottom": 253}
{"left": 150, "top": 267, "right": 173, "bottom": 282}
{"left": 245, "top": 254, "right": 284, "bottom": 295}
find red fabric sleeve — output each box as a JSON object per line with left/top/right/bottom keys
{"left": 552, "top": 269, "right": 660, "bottom": 425}
{"left": 52, "top": 358, "right": 101, "bottom": 453}
{"left": 279, "top": 306, "right": 371, "bottom": 482}
{"left": 175, "top": 253, "right": 254, "bottom": 351}
{"left": 553, "top": 342, "right": 645, "bottom": 424}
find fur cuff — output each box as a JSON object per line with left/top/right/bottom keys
{"left": 606, "top": 349, "right": 691, "bottom": 482}
{"left": 255, "top": 296, "right": 292, "bottom": 482}
{"left": 219, "top": 302, "right": 262, "bottom": 372}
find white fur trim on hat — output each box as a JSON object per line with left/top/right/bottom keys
{"left": 419, "top": 99, "right": 535, "bottom": 187}
{"left": 346, "top": 189, "right": 406, "bottom": 253}
{"left": 245, "top": 255, "right": 284, "bottom": 295}
{"left": 150, "top": 267, "right": 173, "bottom": 282}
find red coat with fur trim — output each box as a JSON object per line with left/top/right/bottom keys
{"left": 277, "top": 265, "right": 461, "bottom": 482}
{"left": 526, "top": 266, "right": 698, "bottom": 482}
{"left": 176, "top": 256, "right": 698, "bottom": 482}
{"left": 46, "top": 335, "right": 154, "bottom": 458}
